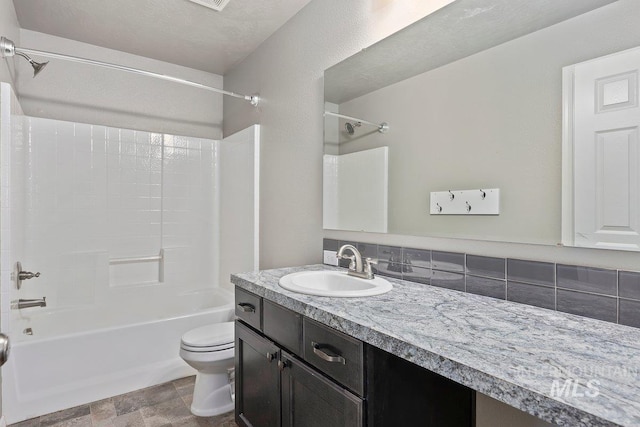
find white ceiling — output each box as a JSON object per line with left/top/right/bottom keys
{"left": 12, "top": 0, "right": 312, "bottom": 75}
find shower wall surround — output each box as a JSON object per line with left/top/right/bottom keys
{"left": 2, "top": 110, "right": 223, "bottom": 339}
{"left": 0, "top": 84, "right": 25, "bottom": 332}
{"left": 324, "top": 238, "right": 640, "bottom": 329}
{"left": 22, "top": 117, "right": 217, "bottom": 303}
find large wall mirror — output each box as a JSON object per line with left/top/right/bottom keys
{"left": 323, "top": 0, "right": 640, "bottom": 250}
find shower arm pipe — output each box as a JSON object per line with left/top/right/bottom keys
{"left": 1, "top": 38, "right": 260, "bottom": 106}
{"left": 323, "top": 111, "right": 389, "bottom": 132}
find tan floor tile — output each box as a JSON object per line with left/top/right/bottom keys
{"left": 9, "top": 417, "right": 41, "bottom": 427}
{"left": 173, "top": 413, "right": 236, "bottom": 427}
{"left": 172, "top": 376, "right": 195, "bottom": 390}
{"left": 112, "top": 411, "right": 145, "bottom": 427}
{"left": 40, "top": 406, "right": 91, "bottom": 427}
{"left": 175, "top": 385, "right": 193, "bottom": 398}
{"left": 142, "top": 383, "right": 180, "bottom": 407}
{"left": 48, "top": 415, "right": 92, "bottom": 427}
{"left": 181, "top": 394, "right": 193, "bottom": 408}
{"left": 208, "top": 412, "right": 236, "bottom": 427}
{"left": 16, "top": 379, "right": 233, "bottom": 427}
{"left": 113, "top": 389, "right": 148, "bottom": 417}
{"left": 140, "top": 397, "right": 192, "bottom": 426}
{"left": 170, "top": 418, "right": 203, "bottom": 427}
{"left": 91, "top": 398, "right": 117, "bottom": 423}
{"left": 141, "top": 418, "right": 171, "bottom": 427}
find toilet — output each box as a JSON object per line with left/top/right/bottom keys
{"left": 179, "top": 321, "right": 235, "bottom": 417}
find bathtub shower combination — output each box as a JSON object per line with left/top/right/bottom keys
{"left": 0, "top": 83, "right": 259, "bottom": 423}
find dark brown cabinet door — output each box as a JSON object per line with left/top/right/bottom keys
{"left": 236, "top": 321, "right": 281, "bottom": 427}
{"left": 366, "top": 345, "right": 475, "bottom": 427}
{"left": 280, "top": 351, "right": 364, "bottom": 427}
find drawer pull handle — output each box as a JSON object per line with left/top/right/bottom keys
{"left": 237, "top": 303, "right": 256, "bottom": 313}
{"left": 311, "top": 341, "right": 346, "bottom": 365}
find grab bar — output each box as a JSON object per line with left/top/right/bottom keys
{"left": 109, "top": 249, "right": 164, "bottom": 265}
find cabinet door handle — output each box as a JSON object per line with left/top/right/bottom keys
{"left": 237, "top": 303, "right": 255, "bottom": 313}
{"left": 266, "top": 352, "right": 275, "bottom": 362}
{"left": 278, "top": 359, "right": 290, "bottom": 371}
{"left": 311, "top": 341, "right": 346, "bottom": 365}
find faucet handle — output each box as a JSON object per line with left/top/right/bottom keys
{"left": 364, "top": 258, "right": 378, "bottom": 278}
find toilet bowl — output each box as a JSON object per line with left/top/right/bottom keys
{"left": 180, "top": 321, "right": 235, "bottom": 417}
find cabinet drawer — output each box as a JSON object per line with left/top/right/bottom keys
{"left": 303, "top": 318, "right": 364, "bottom": 396}
{"left": 235, "top": 287, "right": 262, "bottom": 331}
{"left": 263, "top": 300, "right": 302, "bottom": 354}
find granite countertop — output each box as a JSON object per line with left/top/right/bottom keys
{"left": 231, "top": 264, "right": 640, "bottom": 427}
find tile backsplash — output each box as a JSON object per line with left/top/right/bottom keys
{"left": 323, "top": 238, "right": 640, "bottom": 329}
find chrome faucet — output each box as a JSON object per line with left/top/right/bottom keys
{"left": 14, "top": 298, "right": 46, "bottom": 309}
{"left": 336, "top": 244, "right": 378, "bottom": 279}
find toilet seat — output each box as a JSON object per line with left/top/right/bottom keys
{"left": 181, "top": 342, "right": 234, "bottom": 353}
{"left": 181, "top": 321, "right": 234, "bottom": 353}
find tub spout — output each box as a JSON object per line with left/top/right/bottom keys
{"left": 15, "top": 298, "right": 46, "bottom": 309}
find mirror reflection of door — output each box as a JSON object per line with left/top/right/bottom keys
{"left": 564, "top": 46, "right": 640, "bottom": 250}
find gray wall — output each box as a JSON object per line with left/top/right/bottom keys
{"left": 223, "top": 0, "right": 639, "bottom": 424}
{"left": 0, "top": 0, "right": 20, "bottom": 417}
{"left": 337, "top": 0, "right": 640, "bottom": 245}
{"left": 223, "top": 0, "right": 451, "bottom": 269}
{"left": 15, "top": 30, "right": 224, "bottom": 139}
{"left": 0, "top": 0, "right": 20, "bottom": 86}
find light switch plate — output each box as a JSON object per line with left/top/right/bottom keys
{"left": 323, "top": 250, "right": 339, "bottom": 266}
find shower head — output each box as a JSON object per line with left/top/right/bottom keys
{"left": 16, "top": 52, "right": 48, "bottom": 77}
{"left": 1, "top": 37, "right": 48, "bottom": 78}
{"left": 345, "top": 121, "right": 362, "bottom": 135}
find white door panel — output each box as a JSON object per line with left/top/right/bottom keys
{"left": 569, "top": 46, "right": 640, "bottom": 249}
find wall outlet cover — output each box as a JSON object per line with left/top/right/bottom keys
{"left": 323, "top": 250, "right": 339, "bottom": 266}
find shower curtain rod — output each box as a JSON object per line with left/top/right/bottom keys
{"left": 324, "top": 111, "right": 379, "bottom": 127}
{"left": 0, "top": 36, "right": 260, "bottom": 106}
{"left": 324, "top": 111, "right": 389, "bottom": 132}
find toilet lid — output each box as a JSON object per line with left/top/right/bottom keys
{"left": 181, "top": 321, "right": 234, "bottom": 348}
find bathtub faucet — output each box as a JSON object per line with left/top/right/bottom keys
{"left": 15, "top": 298, "right": 46, "bottom": 309}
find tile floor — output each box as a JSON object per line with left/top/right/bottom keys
{"left": 9, "top": 376, "right": 237, "bottom": 427}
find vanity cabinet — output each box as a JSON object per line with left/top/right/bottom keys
{"left": 235, "top": 287, "right": 474, "bottom": 427}
{"left": 235, "top": 320, "right": 363, "bottom": 427}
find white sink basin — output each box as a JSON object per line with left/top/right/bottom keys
{"left": 279, "top": 270, "right": 393, "bottom": 297}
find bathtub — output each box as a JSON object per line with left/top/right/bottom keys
{"left": 2, "top": 287, "right": 234, "bottom": 424}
